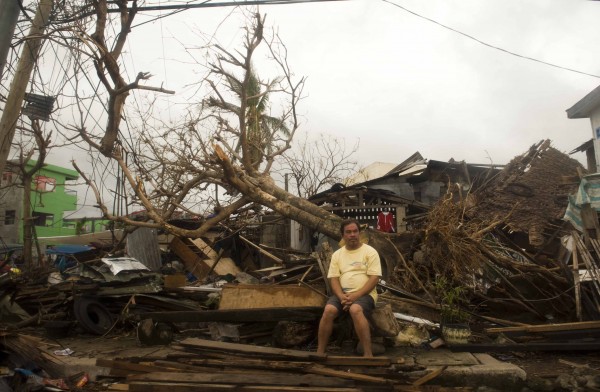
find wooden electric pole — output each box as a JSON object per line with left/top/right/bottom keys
{"left": 0, "top": 0, "right": 53, "bottom": 176}
{"left": 0, "top": 0, "right": 20, "bottom": 78}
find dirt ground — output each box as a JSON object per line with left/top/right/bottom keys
{"left": 491, "top": 350, "right": 600, "bottom": 391}
{"left": 494, "top": 351, "right": 600, "bottom": 378}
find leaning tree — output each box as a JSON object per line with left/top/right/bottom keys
{"left": 59, "top": 7, "right": 409, "bottom": 276}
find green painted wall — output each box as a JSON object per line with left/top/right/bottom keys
{"left": 23, "top": 160, "right": 79, "bottom": 239}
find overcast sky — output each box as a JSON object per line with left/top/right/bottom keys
{"left": 29, "top": 0, "right": 600, "bottom": 215}
{"left": 104, "top": 0, "right": 600, "bottom": 167}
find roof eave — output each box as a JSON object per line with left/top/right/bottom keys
{"left": 567, "top": 84, "right": 600, "bottom": 119}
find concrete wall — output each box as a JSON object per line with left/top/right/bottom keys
{"left": 591, "top": 107, "right": 600, "bottom": 172}
{"left": 0, "top": 184, "right": 23, "bottom": 243}
{"left": 369, "top": 177, "right": 415, "bottom": 200}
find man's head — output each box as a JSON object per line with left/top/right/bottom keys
{"left": 340, "top": 219, "right": 361, "bottom": 250}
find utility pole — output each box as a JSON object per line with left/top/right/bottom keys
{"left": 0, "top": 0, "right": 20, "bottom": 78}
{"left": 0, "top": 0, "right": 53, "bottom": 176}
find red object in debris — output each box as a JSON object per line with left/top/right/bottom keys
{"left": 75, "top": 373, "right": 89, "bottom": 388}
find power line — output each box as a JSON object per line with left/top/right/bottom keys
{"left": 55, "top": 0, "right": 349, "bottom": 23}
{"left": 382, "top": 0, "right": 600, "bottom": 79}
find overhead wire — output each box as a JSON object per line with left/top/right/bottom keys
{"left": 382, "top": 0, "right": 600, "bottom": 79}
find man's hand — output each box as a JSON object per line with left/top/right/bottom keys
{"left": 341, "top": 292, "right": 357, "bottom": 311}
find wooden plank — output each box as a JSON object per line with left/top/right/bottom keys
{"left": 109, "top": 368, "right": 143, "bottom": 377}
{"left": 573, "top": 244, "right": 582, "bottom": 321}
{"left": 190, "top": 237, "right": 219, "bottom": 260}
{"left": 205, "top": 256, "right": 240, "bottom": 276}
{"left": 239, "top": 235, "right": 283, "bottom": 264}
{"left": 298, "top": 265, "right": 314, "bottom": 283}
{"left": 142, "top": 307, "right": 322, "bottom": 323}
{"left": 179, "top": 337, "right": 326, "bottom": 361}
{"left": 169, "top": 237, "right": 211, "bottom": 280}
{"left": 186, "top": 357, "right": 309, "bottom": 371}
{"left": 573, "top": 233, "right": 600, "bottom": 297}
{"left": 267, "top": 264, "right": 311, "bottom": 278}
{"left": 569, "top": 234, "right": 600, "bottom": 314}
{"left": 412, "top": 366, "right": 446, "bottom": 386}
{"left": 486, "top": 320, "right": 600, "bottom": 334}
{"left": 107, "top": 384, "right": 130, "bottom": 391}
{"left": 153, "top": 360, "right": 217, "bottom": 372}
{"left": 180, "top": 356, "right": 399, "bottom": 370}
{"left": 218, "top": 284, "right": 326, "bottom": 310}
{"left": 234, "top": 388, "right": 362, "bottom": 392}
{"left": 170, "top": 237, "right": 240, "bottom": 279}
{"left": 129, "top": 383, "right": 361, "bottom": 392}
{"left": 316, "top": 242, "right": 333, "bottom": 295}
{"left": 203, "top": 248, "right": 225, "bottom": 282}
{"left": 129, "top": 382, "right": 237, "bottom": 392}
{"left": 324, "top": 356, "right": 393, "bottom": 367}
{"left": 306, "top": 364, "right": 391, "bottom": 384}
{"left": 127, "top": 371, "right": 354, "bottom": 387}
{"left": 96, "top": 359, "right": 181, "bottom": 373}
{"left": 589, "top": 238, "right": 600, "bottom": 273}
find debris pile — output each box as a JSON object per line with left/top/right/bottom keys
{"left": 1, "top": 139, "right": 600, "bottom": 390}
{"left": 389, "top": 140, "right": 590, "bottom": 325}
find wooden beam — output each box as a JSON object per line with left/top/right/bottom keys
{"left": 129, "top": 383, "right": 362, "bottom": 392}
{"left": 96, "top": 359, "right": 181, "bottom": 373}
{"left": 306, "top": 364, "right": 391, "bottom": 384}
{"left": 412, "top": 365, "right": 446, "bottom": 386}
{"left": 573, "top": 243, "right": 582, "bottom": 321}
{"left": 218, "top": 284, "right": 326, "bottom": 310}
{"left": 239, "top": 235, "right": 283, "bottom": 264}
{"left": 140, "top": 307, "right": 323, "bottom": 323}
{"left": 485, "top": 320, "right": 600, "bottom": 334}
{"left": 127, "top": 371, "right": 353, "bottom": 388}
{"left": 179, "top": 337, "right": 327, "bottom": 361}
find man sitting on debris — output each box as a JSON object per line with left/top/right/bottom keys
{"left": 317, "top": 219, "right": 382, "bottom": 357}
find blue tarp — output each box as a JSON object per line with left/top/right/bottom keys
{"left": 47, "top": 245, "right": 95, "bottom": 273}
{"left": 564, "top": 173, "right": 600, "bottom": 232}
{"left": 46, "top": 245, "right": 94, "bottom": 255}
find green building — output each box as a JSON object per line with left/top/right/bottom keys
{"left": 0, "top": 160, "right": 79, "bottom": 243}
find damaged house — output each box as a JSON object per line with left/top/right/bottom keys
{"left": 308, "top": 152, "right": 502, "bottom": 234}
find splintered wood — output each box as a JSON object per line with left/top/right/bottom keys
{"left": 96, "top": 338, "right": 428, "bottom": 392}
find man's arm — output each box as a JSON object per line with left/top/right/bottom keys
{"left": 329, "top": 277, "right": 345, "bottom": 300}
{"left": 346, "top": 275, "right": 380, "bottom": 303}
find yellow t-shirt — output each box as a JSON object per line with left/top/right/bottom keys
{"left": 327, "top": 244, "right": 382, "bottom": 302}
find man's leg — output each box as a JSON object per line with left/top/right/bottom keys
{"left": 317, "top": 303, "right": 339, "bottom": 355}
{"left": 349, "top": 302, "right": 373, "bottom": 357}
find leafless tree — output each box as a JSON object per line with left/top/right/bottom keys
{"left": 55, "top": 9, "right": 405, "bottom": 274}
{"left": 279, "top": 131, "right": 359, "bottom": 198}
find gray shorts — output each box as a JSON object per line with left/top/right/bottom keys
{"left": 326, "top": 294, "right": 375, "bottom": 317}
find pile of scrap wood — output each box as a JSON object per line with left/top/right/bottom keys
{"left": 388, "top": 140, "right": 599, "bottom": 326}
{"left": 97, "top": 337, "right": 430, "bottom": 392}
{"left": 0, "top": 228, "right": 330, "bottom": 337}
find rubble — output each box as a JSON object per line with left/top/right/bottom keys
{"left": 1, "top": 139, "right": 600, "bottom": 390}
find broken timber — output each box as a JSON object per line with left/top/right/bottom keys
{"left": 138, "top": 307, "right": 323, "bottom": 323}
{"left": 95, "top": 338, "right": 411, "bottom": 391}
{"left": 218, "top": 284, "right": 326, "bottom": 309}
{"left": 169, "top": 237, "right": 240, "bottom": 280}
{"left": 485, "top": 320, "right": 600, "bottom": 334}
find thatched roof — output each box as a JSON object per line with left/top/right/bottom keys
{"left": 469, "top": 140, "right": 583, "bottom": 244}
